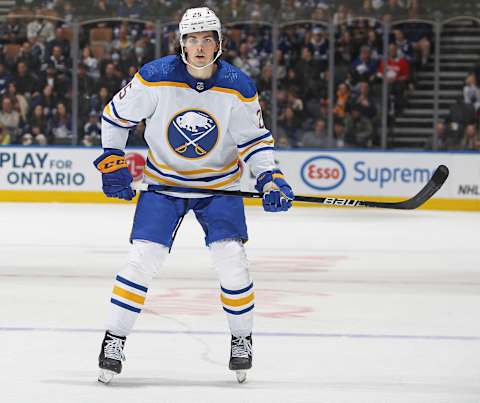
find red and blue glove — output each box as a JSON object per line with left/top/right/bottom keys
{"left": 93, "top": 149, "right": 135, "bottom": 200}
{"left": 255, "top": 169, "right": 294, "bottom": 212}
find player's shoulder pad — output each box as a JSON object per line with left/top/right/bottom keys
{"left": 137, "top": 55, "right": 183, "bottom": 84}
{"left": 214, "top": 60, "right": 257, "bottom": 101}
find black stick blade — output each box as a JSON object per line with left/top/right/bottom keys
{"left": 431, "top": 164, "right": 449, "bottom": 186}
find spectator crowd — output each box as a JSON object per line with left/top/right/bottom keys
{"left": 0, "top": 0, "right": 477, "bottom": 150}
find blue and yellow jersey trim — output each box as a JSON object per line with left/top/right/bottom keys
{"left": 135, "top": 72, "right": 258, "bottom": 103}
{"left": 102, "top": 103, "right": 137, "bottom": 129}
{"left": 236, "top": 132, "right": 275, "bottom": 162}
{"left": 144, "top": 149, "right": 242, "bottom": 189}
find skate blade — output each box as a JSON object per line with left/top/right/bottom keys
{"left": 235, "top": 370, "right": 247, "bottom": 383}
{"left": 98, "top": 369, "right": 116, "bottom": 384}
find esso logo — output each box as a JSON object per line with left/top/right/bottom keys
{"left": 125, "top": 152, "right": 146, "bottom": 181}
{"left": 300, "top": 156, "right": 346, "bottom": 191}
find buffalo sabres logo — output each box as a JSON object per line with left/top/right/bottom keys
{"left": 167, "top": 109, "right": 219, "bottom": 159}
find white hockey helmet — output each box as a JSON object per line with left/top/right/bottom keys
{"left": 179, "top": 7, "right": 223, "bottom": 69}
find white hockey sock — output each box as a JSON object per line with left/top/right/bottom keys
{"left": 106, "top": 240, "right": 168, "bottom": 337}
{"left": 209, "top": 240, "right": 254, "bottom": 337}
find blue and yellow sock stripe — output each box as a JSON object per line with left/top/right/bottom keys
{"left": 221, "top": 282, "right": 255, "bottom": 315}
{"left": 110, "top": 275, "right": 148, "bottom": 313}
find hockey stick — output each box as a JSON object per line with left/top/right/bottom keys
{"left": 132, "top": 165, "right": 449, "bottom": 210}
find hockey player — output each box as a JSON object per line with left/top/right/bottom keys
{"left": 94, "top": 7, "right": 293, "bottom": 384}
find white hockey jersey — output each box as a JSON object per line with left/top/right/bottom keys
{"left": 101, "top": 55, "right": 276, "bottom": 195}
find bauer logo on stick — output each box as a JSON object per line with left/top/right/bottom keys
{"left": 167, "top": 109, "right": 219, "bottom": 159}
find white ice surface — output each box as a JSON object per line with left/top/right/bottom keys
{"left": 1, "top": 203, "right": 480, "bottom": 403}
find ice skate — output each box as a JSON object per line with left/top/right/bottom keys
{"left": 229, "top": 334, "right": 252, "bottom": 383}
{"left": 98, "top": 331, "right": 126, "bottom": 384}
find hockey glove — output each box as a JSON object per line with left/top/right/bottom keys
{"left": 255, "top": 169, "right": 294, "bottom": 212}
{"left": 93, "top": 149, "right": 135, "bottom": 200}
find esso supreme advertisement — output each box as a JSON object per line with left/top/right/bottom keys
{"left": 300, "top": 156, "right": 346, "bottom": 190}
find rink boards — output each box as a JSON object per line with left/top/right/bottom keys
{"left": 0, "top": 147, "right": 478, "bottom": 211}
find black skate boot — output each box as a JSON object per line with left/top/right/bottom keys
{"left": 98, "top": 331, "right": 126, "bottom": 384}
{"left": 229, "top": 334, "right": 252, "bottom": 383}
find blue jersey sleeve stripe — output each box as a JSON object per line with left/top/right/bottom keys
{"left": 237, "top": 132, "right": 272, "bottom": 149}
{"left": 223, "top": 305, "right": 254, "bottom": 315}
{"left": 221, "top": 282, "right": 253, "bottom": 295}
{"left": 243, "top": 146, "right": 275, "bottom": 162}
{"left": 102, "top": 115, "right": 134, "bottom": 129}
{"left": 111, "top": 101, "right": 140, "bottom": 124}
{"left": 116, "top": 275, "right": 148, "bottom": 292}
{"left": 146, "top": 159, "right": 240, "bottom": 182}
{"left": 111, "top": 298, "right": 141, "bottom": 313}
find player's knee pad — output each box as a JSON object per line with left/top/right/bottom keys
{"left": 119, "top": 240, "right": 168, "bottom": 285}
{"left": 209, "top": 239, "right": 250, "bottom": 288}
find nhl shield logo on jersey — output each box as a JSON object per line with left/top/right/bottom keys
{"left": 167, "top": 109, "right": 219, "bottom": 159}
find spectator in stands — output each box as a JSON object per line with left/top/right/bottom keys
{"left": 48, "top": 27, "right": 71, "bottom": 59}
{"left": 294, "top": 46, "right": 321, "bottom": 100}
{"left": 365, "top": 29, "right": 382, "bottom": 61}
{"left": 333, "top": 82, "right": 351, "bottom": 120}
{"left": 83, "top": 111, "right": 101, "bottom": 145}
{"left": 112, "top": 25, "right": 134, "bottom": 63}
{"left": 233, "top": 42, "right": 261, "bottom": 79}
{"left": 31, "top": 85, "right": 57, "bottom": 118}
{"left": 221, "top": 0, "right": 246, "bottom": 21}
{"left": 350, "top": 81, "right": 377, "bottom": 119}
{"left": 336, "top": 28, "right": 355, "bottom": 66}
{"left": 28, "top": 104, "right": 51, "bottom": 144}
{"left": 460, "top": 124, "right": 480, "bottom": 150}
{"left": 427, "top": 120, "right": 455, "bottom": 150}
{"left": 101, "top": 63, "right": 122, "bottom": 95}
{"left": 393, "top": 29, "right": 414, "bottom": 63}
{"left": 0, "top": 63, "right": 11, "bottom": 95}
{"left": 278, "top": 106, "right": 301, "bottom": 147}
{"left": 403, "top": 22, "right": 432, "bottom": 67}
{"left": 351, "top": 45, "right": 378, "bottom": 85}
{"left": 77, "top": 63, "right": 96, "bottom": 102}
{"left": 118, "top": 0, "right": 144, "bottom": 19}
{"left": 92, "top": 0, "right": 113, "bottom": 17}
{"left": 51, "top": 101, "right": 72, "bottom": 144}
{"left": 49, "top": 45, "right": 68, "bottom": 75}
{"left": 333, "top": 119, "right": 353, "bottom": 148}
{"left": 61, "top": 1, "right": 75, "bottom": 24}
{"left": 7, "top": 82, "right": 28, "bottom": 121}
{"left": 39, "top": 62, "right": 70, "bottom": 100}
{"left": 301, "top": 118, "right": 331, "bottom": 148}
{"left": 90, "top": 86, "right": 110, "bottom": 115}
{"left": 0, "top": 97, "right": 21, "bottom": 140}
{"left": 82, "top": 46, "right": 101, "bottom": 81}
{"left": 377, "top": 43, "right": 410, "bottom": 114}
{"left": 21, "top": 132, "right": 33, "bottom": 146}
{"left": 448, "top": 96, "right": 476, "bottom": 143}
{"left": 13, "top": 61, "right": 38, "bottom": 98}
{"left": 463, "top": 73, "right": 480, "bottom": 111}
{"left": 18, "top": 41, "right": 41, "bottom": 72}
{"left": 256, "top": 63, "right": 272, "bottom": 94}
{"left": 0, "top": 122, "right": 11, "bottom": 145}
{"left": 345, "top": 105, "right": 373, "bottom": 147}
{"left": 27, "top": 14, "right": 56, "bottom": 43}
{"left": 308, "top": 27, "right": 329, "bottom": 72}
{"left": 0, "top": 13, "right": 26, "bottom": 45}
{"left": 35, "top": 133, "right": 48, "bottom": 145}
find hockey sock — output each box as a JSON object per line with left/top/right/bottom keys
{"left": 209, "top": 240, "right": 254, "bottom": 336}
{"left": 106, "top": 240, "right": 168, "bottom": 336}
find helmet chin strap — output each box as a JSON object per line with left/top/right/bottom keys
{"left": 180, "top": 40, "right": 223, "bottom": 71}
